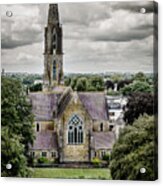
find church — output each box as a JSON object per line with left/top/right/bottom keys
{"left": 29, "top": 4, "right": 115, "bottom": 163}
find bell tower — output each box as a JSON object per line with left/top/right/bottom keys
{"left": 43, "top": 4, "right": 63, "bottom": 91}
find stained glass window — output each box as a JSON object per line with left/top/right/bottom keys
{"left": 68, "top": 115, "right": 83, "bottom": 144}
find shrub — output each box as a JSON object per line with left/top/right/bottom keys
{"left": 102, "top": 153, "right": 110, "bottom": 162}
{"left": 91, "top": 157, "right": 101, "bottom": 167}
{"left": 37, "top": 157, "right": 49, "bottom": 164}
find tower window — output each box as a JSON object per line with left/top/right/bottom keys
{"left": 68, "top": 114, "right": 83, "bottom": 145}
{"left": 100, "top": 123, "right": 103, "bottom": 132}
{"left": 36, "top": 123, "right": 40, "bottom": 132}
{"left": 53, "top": 60, "right": 56, "bottom": 80}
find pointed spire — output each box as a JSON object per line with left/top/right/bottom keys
{"left": 48, "top": 4, "right": 59, "bottom": 25}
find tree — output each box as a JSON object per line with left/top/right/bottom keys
{"left": 110, "top": 114, "right": 157, "bottom": 180}
{"left": 1, "top": 127, "right": 30, "bottom": 177}
{"left": 76, "top": 77, "right": 87, "bottom": 91}
{"left": 124, "top": 92, "right": 156, "bottom": 124}
{"left": 64, "top": 77, "right": 71, "bottom": 86}
{"left": 110, "top": 73, "right": 124, "bottom": 83}
{"left": 117, "top": 79, "right": 132, "bottom": 91}
{"left": 29, "top": 83, "right": 42, "bottom": 92}
{"left": 88, "top": 76, "right": 104, "bottom": 91}
{"left": 70, "top": 77, "right": 78, "bottom": 90}
{"left": 121, "top": 81, "right": 153, "bottom": 95}
{"left": 134, "top": 72, "right": 146, "bottom": 82}
{"left": 1, "top": 77, "right": 34, "bottom": 177}
{"left": 105, "top": 80, "right": 114, "bottom": 90}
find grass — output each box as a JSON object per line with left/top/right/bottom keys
{"left": 32, "top": 168, "right": 112, "bottom": 180}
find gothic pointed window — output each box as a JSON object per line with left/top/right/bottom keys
{"left": 68, "top": 114, "right": 83, "bottom": 145}
{"left": 53, "top": 60, "right": 56, "bottom": 80}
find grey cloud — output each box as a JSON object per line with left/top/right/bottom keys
{"left": 2, "top": 28, "right": 42, "bottom": 49}
{"left": 91, "top": 28, "right": 153, "bottom": 42}
{"left": 1, "top": 4, "right": 46, "bottom": 49}
{"left": 110, "top": 1, "right": 155, "bottom": 14}
{"left": 59, "top": 2, "right": 111, "bottom": 26}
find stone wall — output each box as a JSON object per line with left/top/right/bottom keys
{"left": 59, "top": 92, "right": 93, "bottom": 162}
{"left": 29, "top": 149, "right": 58, "bottom": 162}
{"left": 92, "top": 120, "right": 110, "bottom": 132}
{"left": 34, "top": 121, "right": 56, "bottom": 132}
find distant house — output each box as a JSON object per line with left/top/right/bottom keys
{"left": 106, "top": 95, "right": 127, "bottom": 138}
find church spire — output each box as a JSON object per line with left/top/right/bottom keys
{"left": 48, "top": 4, "right": 59, "bottom": 25}
{"left": 43, "top": 4, "right": 63, "bottom": 91}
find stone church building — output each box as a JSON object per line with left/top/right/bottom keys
{"left": 29, "top": 4, "right": 115, "bottom": 163}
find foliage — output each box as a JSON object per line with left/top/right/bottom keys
{"left": 64, "top": 77, "right": 71, "bottom": 86}
{"left": 1, "top": 77, "right": 34, "bottom": 177}
{"left": 76, "top": 77, "right": 87, "bottom": 91}
{"left": 107, "top": 89, "right": 121, "bottom": 96}
{"left": 29, "top": 83, "right": 42, "bottom": 92}
{"left": 105, "top": 80, "right": 114, "bottom": 90}
{"left": 88, "top": 76, "right": 104, "bottom": 91}
{"left": 102, "top": 154, "right": 110, "bottom": 162}
{"left": 134, "top": 72, "right": 146, "bottom": 82}
{"left": 37, "top": 157, "right": 49, "bottom": 164}
{"left": 70, "top": 77, "right": 78, "bottom": 90}
{"left": 110, "top": 115, "right": 157, "bottom": 180}
{"left": 117, "top": 80, "right": 133, "bottom": 91}
{"left": 110, "top": 73, "right": 124, "bottom": 83}
{"left": 1, "top": 127, "right": 31, "bottom": 177}
{"left": 65, "top": 75, "right": 104, "bottom": 91}
{"left": 121, "top": 81, "right": 153, "bottom": 95}
{"left": 124, "top": 92, "right": 156, "bottom": 124}
{"left": 91, "top": 157, "right": 102, "bottom": 167}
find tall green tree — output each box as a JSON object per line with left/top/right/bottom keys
{"left": 134, "top": 72, "right": 146, "bottom": 82}
{"left": 110, "top": 115, "right": 157, "bottom": 180}
{"left": 29, "top": 83, "right": 42, "bottom": 92}
{"left": 124, "top": 92, "right": 156, "bottom": 124}
{"left": 1, "top": 77, "right": 34, "bottom": 177}
{"left": 121, "top": 81, "right": 153, "bottom": 95}
{"left": 76, "top": 77, "right": 87, "bottom": 91}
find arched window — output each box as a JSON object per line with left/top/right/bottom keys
{"left": 36, "top": 123, "right": 40, "bottom": 132}
{"left": 53, "top": 60, "right": 56, "bottom": 80}
{"left": 68, "top": 115, "right": 83, "bottom": 145}
{"left": 100, "top": 123, "right": 103, "bottom": 132}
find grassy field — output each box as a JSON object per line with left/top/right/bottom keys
{"left": 32, "top": 168, "right": 112, "bottom": 180}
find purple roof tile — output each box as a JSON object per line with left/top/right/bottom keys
{"left": 92, "top": 132, "right": 115, "bottom": 150}
{"left": 30, "top": 131, "right": 58, "bottom": 150}
{"left": 29, "top": 92, "right": 60, "bottom": 121}
{"left": 78, "top": 92, "right": 108, "bottom": 120}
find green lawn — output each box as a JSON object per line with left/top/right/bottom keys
{"left": 32, "top": 168, "right": 112, "bottom": 180}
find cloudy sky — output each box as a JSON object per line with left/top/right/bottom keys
{"left": 1, "top": 1, "right": 156, "bottom": 74}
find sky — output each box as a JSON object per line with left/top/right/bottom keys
{"left": 1, "top": 1, "right": 157, "bottom": 74}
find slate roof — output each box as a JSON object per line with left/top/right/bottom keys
{"left": 29, "top": 92, "right": 60, "bottom": 121}
{"left": 78, "top": 92, "right": 108, "bottom": 120}
{"left": 30, "top": 131, "right": 58, "bottom": 150}
{"left": 92, "top": 132, "right": 115, "bottom": 150}
{"left": 29, "top": 90, "right": 108, "bottom": 121}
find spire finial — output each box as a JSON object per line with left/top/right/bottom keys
{"left": 48, "top": 4, "right": 59, "bottom": 25}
